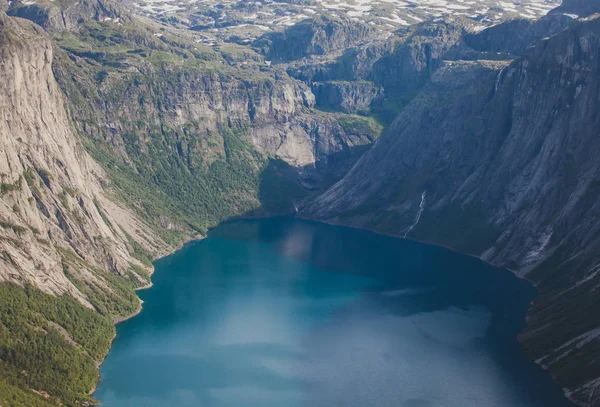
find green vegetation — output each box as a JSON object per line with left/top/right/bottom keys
{"left": 22, "top": 169, "right": 36, "bottom": 188}
{"left": 0, "top": 375, "right": 56, "bottom": 407}
{"left": 122, "top": 229, "right": 153, "bottom": 267}
{"left": 83, "top": 125, "right": 278, "bottom": 238}
{"left": 0, "top": 221, "right": 28, "bottom": 236}
{"left": 336, "top": 113, "right": 384, "bottom": 139}
{"left": 50, "top": 18, "right": 300, "bottom": 239}
{"left": 370, "top": 90, "right": 420, "bottom": 125}
{"left": 0, "top": 283, "right": 114, "bottom": 407}
{"left": 59, "top": 248, "right": 145, "bottom": 318}
{"left": 0, "top": 181, "right": 19, "bottom": 195}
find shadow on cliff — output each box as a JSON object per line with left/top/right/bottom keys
{"left": 241, "top": 143, "right": 374, "bottom": 219}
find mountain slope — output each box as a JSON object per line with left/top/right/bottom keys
{"left": 303, "top": 15, "right": 600, "bottom": 406}
{"left": 0, "top": 10, "right": 191, "bottom": 406}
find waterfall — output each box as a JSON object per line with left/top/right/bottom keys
{"left": 294, "top": 203, "right": 299, "bottom": 215}
{"left": 404, "top": 191, "right": 427, "bottom": 238}
{"left": 495, "top": 67, "right": 505, "bottom": 93}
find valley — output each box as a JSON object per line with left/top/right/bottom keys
{"left": 0, "top": 0, "right": 599, "bottom": 405}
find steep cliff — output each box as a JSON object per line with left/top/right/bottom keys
{"left": 371, "top": 19, "right": 468, "bottom": 94}
{"left": 0, "top": 11, "right": 166, "bottom": 303}
{"left": 0, "top": 11, "right": 173, "bottom": 406}
{"left": 286, "top": 19, "right": 472, "bottom": 123}
{"left": 304, "top": 15, "right": 600, "bottom": 406}
{"left": 311, "top": 80, "right": 381, "bottom": 114}
{"left": 45, "top": 15, "right": 381, "bottom": 230}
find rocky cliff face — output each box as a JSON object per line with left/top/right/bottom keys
{"left": 371, "top": 19, "right": 467, "bottom": 94}
{"left": 303, "top": 15, "right": 600, "bottom": 406}
{"left": 0, "top": 11, "right": 178, "bottom": 405}
{"left": 311, "top": 80, "right": 381, "bottom": 114}
{"left": 463, "top": 14, "right": 575, "bottom": 57}
{"left": 253, "top": 15, "right": 377, "bottom": 63}
{"left": 286, "top": 19, "right": 472, "bottom": 123}
{"left": 7, "top": 0, "right": 122, "bottom": 33}
{"left": 552, "top": 0, "right": 600, "bottom": 17}
{"left": 0, "top": 11, "right": 164, "bottom": 301}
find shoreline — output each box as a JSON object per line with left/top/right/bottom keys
{"left": 89, "top": 234, "right": 205, "bottom": 401}
{"left": 88, "top": 280, "right": 154, "bottom": 399}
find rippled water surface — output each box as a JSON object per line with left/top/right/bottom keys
{"left": 95, "top": 217, "right": 571, "bottom": 407}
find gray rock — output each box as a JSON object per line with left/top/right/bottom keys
{"left": 312, "top": 81, "right": 380, "bottom": 114}
{"left": 253, "top": 15, "right": 376, "bottom": 62}
{"left": 7, "top": 0, "right": 122, "bottom": 33}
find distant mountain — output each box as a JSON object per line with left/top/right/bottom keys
{"left": 552, "top": 0, "right": 600, "bottom": 17}
{"left": 252, "top": 15, "right": 377, "bottom": 62}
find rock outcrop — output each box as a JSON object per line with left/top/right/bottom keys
{"left": 463, "top": 14, "right": 575, "bottom": 57}
{"left": 0, "top": 11, "right": 164, "bottom": 306}
{"left": 371, "top": 19, "right": 467, "bottom": 93}
{"left": 7, "top": 0, "right": 122, "bottom": 33}
{"left": 253, "top": 15, "right": 377, "bottom": 62}
{"left": 311, "top": 81, "right": 380, "bottom": 114}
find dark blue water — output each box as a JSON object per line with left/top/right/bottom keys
{"left": 95, "top": 217, "right": 572, "bottom": 407}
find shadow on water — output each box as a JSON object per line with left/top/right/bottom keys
{"left": 207, "top": 217, "right": 574, "bottom": 406}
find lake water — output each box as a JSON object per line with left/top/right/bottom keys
{"left": 95, "top": 217, "right": 572, "bottom": 407}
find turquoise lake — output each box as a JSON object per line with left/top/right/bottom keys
{"left": 95, "top": 217, "right": 572, "bottom": 407}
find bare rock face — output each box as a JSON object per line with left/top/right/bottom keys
{"left": 253, "top": 15, "right": 377, "bottom": 63}
{"left": 303, "top": 16, "right": 600, "bottom": 405}
{"left": 371, "top": 18, "right": 467, "bottom": 94}
{"left": 463, "top": 14, "right": 575, "bottom": 57}
{"left": 244, "top": 111, "right": 378, "bottom": 184}
{"left": 311, "top": 81, "right": 381, "bottom": 114}
{"left": 0, "top": 11, "right": 165, "bottom": 305}
{"left": 7, "top": 0, "right": 122, "bottom": 33}
{"left": 287, "top": 38, "right": 400, "bottom": 84}
{"left": 551, "top": 0, "right": 600, "bottom": 17}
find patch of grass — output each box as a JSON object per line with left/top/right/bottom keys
{"left": 0, "top": 222, "right": 28, "bottom": 236}
{"left": 59, "top": 248, "right": 141, "bottom": 318}
{"left": 336, "top": 113, "right": 384, "bottom": 140}
{"left": 0, "top": 182, "right": 19, "bottom": 195}
{"left": 121, "top": 229, "right": 153, "bottom": 267}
